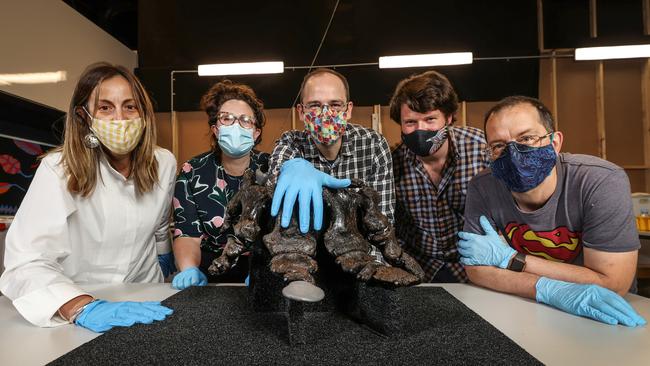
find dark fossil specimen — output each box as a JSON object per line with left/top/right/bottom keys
{"left": 208, "top": 171, "right": 424, "bottom": 288}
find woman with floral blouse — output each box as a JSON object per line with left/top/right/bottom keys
{"left": 171, "top": 80, "right": 268, "bottom": 289}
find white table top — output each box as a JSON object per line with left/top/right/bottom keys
{"left": 1, "top": 283, "right": 648, "bottom": 366}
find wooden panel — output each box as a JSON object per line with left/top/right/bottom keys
{"left": 176, "top": 111, "right": 212, "bottom": 165}
{"left": 380, "top": 105, "right": 401, "bottom": 150}
{"left": 538, "top": 57, "right": 557, "bottom": 127}
{"left": 465, "top": 101, "right": 497, "bottom": 131}
{"left": 258, "top": 108, "right": 293, "bottom": 154}
{"left": 459, "top": 101, "right": 467, "bottom": 127}
{"left": 556, "top": 59, "right": 599, "bottom": 156}
{"left": 154, "top": 112, "right": 172, "bottom": 152}
{"left": 642, "top": 59, "right": 650, "bottom": 193}
{"left": 351, "top": 105, "right": 374, "bottom": 129}
{"left": 539, "top": 58, "right": 552, "bottom": 107}
{"left": 625, "top": 169, "right": 647, "bottom": 193}
{"left": 603, "top": 59, "right": 645, "bottom": 166}
{"left": 595, "top": 62, "right": 606, "bottom": 159}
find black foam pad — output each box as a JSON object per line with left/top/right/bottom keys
{"left": 50, "top": 286, "right": 541, "bottom": 365}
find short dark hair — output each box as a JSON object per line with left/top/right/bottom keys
{"left": 389, "top": 70, "right": 458, "bottom": 124}
{"left": 484, "top": 96, "right": 555, "bottom": 133}
{"left": 200, "top": 80, "right": 266, "bottom": 154}
{"left": 299, "top": 68, "right": 350, "bottom": 103}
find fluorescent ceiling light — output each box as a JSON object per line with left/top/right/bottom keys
{"left": 198, "top": 61, "right": 284, "bottom": 76}
{"left": 379, "top": 52, "right": 473, "bottom": 68}
{"left": 575, "top": 44, "right": 650, "bottom": 61}
{"left": 0, "top": 71, "right": 67, "bottom": 85}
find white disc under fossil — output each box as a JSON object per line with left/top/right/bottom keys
{"left": 281, "top": 280, "right": 325, "bottom": 302}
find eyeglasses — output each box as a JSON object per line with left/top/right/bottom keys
{"left": 301, "top": 101, "right": 348, "bottom": 113}
{"left": 486, "top": 132, "right": 554, "bottom": 160}
{"left": 216, "top": 112, "right": 256, "bottom": 129}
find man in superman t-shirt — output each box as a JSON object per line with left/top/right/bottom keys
{"left": 458, "top": 96, "right": 645, "bottom": 327}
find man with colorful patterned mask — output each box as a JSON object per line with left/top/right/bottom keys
{"left": 268, "top": 68, "right": 395, "bottom": 249}
{"left": 302, "top": 102, "right": 349, "bottom": 146}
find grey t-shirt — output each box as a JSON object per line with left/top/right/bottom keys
{"left": 463, "top": 153, "right": 640, "bottom": 267}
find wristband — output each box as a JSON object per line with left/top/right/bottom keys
{"left": 58, "top": 298, "right": 97, "bottom": 324}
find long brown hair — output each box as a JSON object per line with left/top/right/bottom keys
{"left": 51, "top": 62, "right": 159, "bottom": 196}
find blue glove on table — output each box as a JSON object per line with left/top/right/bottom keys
{"left": 536, "top": 277, "right": 646, "bottom": 327}
{"left": 271, "top": 158, "right": 350, "bottom": 233}
{"left": 457, "top": 216, "right": 516, "bottom": 268}
{"left": 172, "top": 266, "right": 208, "bottom": 290}
{"left": 158, "top": 253, "right": 176, "bottom": 277}
{"left": 75, "top": 300, "right": 173, "bottom": 333}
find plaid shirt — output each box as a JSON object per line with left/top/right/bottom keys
{"left": 268, "top": 123, "right": 395, "bottom": 224}
{"left": 393, "top": 126, "right": 489, "bottom": 282}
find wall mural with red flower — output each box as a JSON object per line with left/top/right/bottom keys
{"left": 0, "top": 136, "right": 53, "bottom": 215}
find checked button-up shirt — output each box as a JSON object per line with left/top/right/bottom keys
{"left": 268, "top": 123, "right": 395, "bottom": 224}
{"left": 392, "top": 126, "right": 489, "bottom": 282}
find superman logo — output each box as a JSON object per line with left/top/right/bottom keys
{"left": 503, "top": 222, "right": 582, "bottom": 263}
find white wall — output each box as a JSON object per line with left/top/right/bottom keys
{"left": 0, "top": 0, "right": 137, "bottom": 111}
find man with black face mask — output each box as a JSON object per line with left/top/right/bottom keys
{"left": 458, "top": 96, "right": 645, "bottom": 327}
{"left": 390, "top": 70, "right": 489, "bottom": 283}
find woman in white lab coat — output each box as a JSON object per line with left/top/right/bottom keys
{"left": 0, "top": 62, "right": 176, "bottom": 332}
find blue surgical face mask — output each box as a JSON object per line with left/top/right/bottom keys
{"left": 217, "top": 124, "right": 254, "bottom": 158}
{"left": 490, "top": 141, "right": 557, "bottom": 193}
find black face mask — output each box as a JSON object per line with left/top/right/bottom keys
{"left": 401, "top": 127, "right": 448, "bottom": 157}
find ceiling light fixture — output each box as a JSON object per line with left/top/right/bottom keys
{"left": 378, "top": 52, "right": 473, "bottom": 68}
{"left": 574, "top": 44, "right": 650, "bottom": 61}
{"left": 198, "top": 61, "right": 284, "bottom": 76}
{"left": 0, "top": 71, "right": 67, "bottom": 85}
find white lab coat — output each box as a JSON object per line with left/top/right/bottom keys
{"left": 0, "top": 148, "right": 177, "bottom": 327}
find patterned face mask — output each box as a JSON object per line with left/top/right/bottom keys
{"left": 401, "top": 127, "right": 448, "bottom": 157}
{"left": 303, "top": 105, "right": 348, "bottom": 145}
{"left": 490, "top": 141, "right": 557, "bottom": 193}
{"left": 84, "top": 108, "right": 144, "bottom": 155}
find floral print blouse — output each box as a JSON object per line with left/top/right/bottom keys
{"left": 172, "top": 150, "right": 269, "bottom": 253}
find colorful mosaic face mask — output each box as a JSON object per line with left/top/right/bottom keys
{"left": 303, "top": 105, "right": 348, "bottom": 145}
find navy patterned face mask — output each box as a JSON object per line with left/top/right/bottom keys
{"left": 491, "top": 142, "right": 557, "bottom": 193}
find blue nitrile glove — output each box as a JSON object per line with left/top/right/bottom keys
{"left": 536, "top": 277, "right": 647, "bottom": 327}
{"left": 457, "top": 215, "right": 517, "bottom": 268}
{"left": 75, "top": 300, "right": 173, "bottom": 333}
{"left": 271, "top": 158, "right": 351, "bottom": 233}
{"left": 158, "top": 253, "right": 176, "bottom": 277}
{"left": 172, "top": 266, "right": 208, "bottom": 290}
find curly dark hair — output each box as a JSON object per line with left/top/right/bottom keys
{"left": 201, "top": 80, "right": 266, "bottom": 155}
{"left": 389, "top": 70, "right": 458, "bottom": 124}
